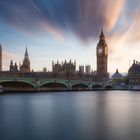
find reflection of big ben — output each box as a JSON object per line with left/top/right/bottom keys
{"left": 96, "top": 28, "right": 108, "bottom": 81}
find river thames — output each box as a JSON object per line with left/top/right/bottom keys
{"left": 0, "top": 91, "right": 140, "bottom": 140}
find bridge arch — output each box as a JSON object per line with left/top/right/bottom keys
{"left": 0, "top": 80, "right": 36, "bottom": 91}
{"left": 40, "top": 81, "right": 68, "bottom": 91}
{"left": 104, "top": 85, "right": 113, "bottom": 90}
{"left": 92, "top": 84, "right": 103, "bottom": 90}
{"left": 71, "top": 83, "right": 89, "bottom": 91}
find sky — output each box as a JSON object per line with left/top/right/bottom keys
{"left": 0, "top": 0, "right": 140, "bottom": 73}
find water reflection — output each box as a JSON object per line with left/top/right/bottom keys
{"left": 0, "top": 91, "right": 140, "bottom": 140}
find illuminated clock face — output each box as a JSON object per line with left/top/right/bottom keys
{"left": 98, "top": 48, "right": 103, "bottom": 54}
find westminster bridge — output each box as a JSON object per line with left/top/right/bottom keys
{"left": 0, "top": 77, "right": 114, "bottom": 92}
{"left": 0, "top": 72, "right": 113, "bottom": 92}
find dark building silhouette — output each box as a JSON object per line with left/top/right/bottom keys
{"left": 128, "top": 60, "right": 140, "bottom": 85}
{"left": 20, "top": 47, "right": 30, "bottom": 72}
{"left": 79, "top": 65, "right": 84, "bottom": 74}
{"left": 112, "top": 69, "right": 122, "bottom": 80}
{"left": 52, "top": 60, "right": 76, "bottom": 73}
{"left": 9, "top": 60, "right": 18, "bottom": 72}
{"left": 96, "top": 28, "right": 109, "bottom": 81}
{"left": 85, "top": 65, "right": 91, "bottom": 74}
{"left": 52, "top": 60, "right": 76, "bottom": 79}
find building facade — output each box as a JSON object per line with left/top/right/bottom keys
{"left": 9, "top": 60, "right": 18, "bottom": 72}
{"left": 52, "top": 60, "right": 76, "bottom": 79}
{"left": 96, "top": 29, "right": 109, "bottom": 81}
{"left": 112, "top": 69, "right": 122, "bottom": 80}
{"left": 9, "top": 47, "right": 31, "bottom": 73}
{"left": 85, "top": 65, "right": 91, "bottom": 74}
{"left": 128, "top": 60, "right": 140, "bottom": 86}
{"left": 79, "top": 65, "right": 84, "bottom": 74}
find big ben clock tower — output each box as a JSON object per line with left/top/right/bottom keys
{"left": 96, "top": 28, "right": 109, "bottom": 81}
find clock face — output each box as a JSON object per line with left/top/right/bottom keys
{"left": 98, "top": 48, "right": 103, "bottom": 54}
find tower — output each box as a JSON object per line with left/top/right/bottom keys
{"left": 96, "top": 28, "right": 108, "bottom": 81}
{"left": 9, "top": 60, "right": 18, "bottom": 71}
{"left": 0, "top": 45, "right": 2, "bottom": 71}
{"left": 10, "top": 60, "right": 13, "bottom": 71}
{"left": 20, "top": 47, "right": 30, "bottom": 72}
{"left": 85, "top": 65, "right": 91, "bottom": 74}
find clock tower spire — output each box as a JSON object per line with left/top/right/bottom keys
{"left": 96, "top": 28, "right": 109, "bottom": 81}
{"left": 100, "top": 28, "right": 105, "bottom": 40}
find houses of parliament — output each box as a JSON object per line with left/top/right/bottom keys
{"left": 0, "top": 29, "right": 109, "bottom": 82}
{"left": 9, "top": 47, "right": 30, "bottom": 72}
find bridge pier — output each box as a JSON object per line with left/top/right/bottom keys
{"left": 89, "top": 84, "right": 93, "bottom": 90}
{"left": 68, "top": 83, "right": 72, "bottom": 91}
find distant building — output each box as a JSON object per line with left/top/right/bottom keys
{"left": 128, "top": 60, "right": 140, "bottom": 85}
{"left": 9, "top": 60, "right": 18, "bottom": 72}
{"left": 112, "top": 69, "right": 122, "bottom": 79}
{"left": 43, "top": 67, "right": 47, "bottom": 72}
{"left": 52, "top": 60, "right": 76, "bottom": 79}
{"left": 0, "top": 45, "right": 2, "bottom": 71}
{"left": 52, "top": 60, "right": 61, "bottom": 73}
{"left": 52, "top": 60, "right": 76, "bottom": 73}
{"left": 96, "top": 28, "right": 109, "bottom": 81}
{"left": 79, "top": 65, "right": 84, "bottom": 74}
{"left": 85, "top": 65, "right": 91, "bottom": 74}
{"left": 9, "top": 47, "right": 30, "bottom": 73}
{"left": 20, "top": 47, "right": 31, "bottom": 72}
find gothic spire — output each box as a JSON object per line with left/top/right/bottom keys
{"left": 10, "top": 60, "right": 13, "bottom": 66}
{"left": 25, "top": 46, "right": 28, "bottom": 58}
{"left": 100, "top": 27, "right": 105, "bottom": 40}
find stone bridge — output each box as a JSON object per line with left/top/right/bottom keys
{"left": 0, "top": 77, "right": 113, "bottom": 92}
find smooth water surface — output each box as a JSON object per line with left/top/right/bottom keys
{"left": 0, "top": 91, "right": 140, "bottom": 140}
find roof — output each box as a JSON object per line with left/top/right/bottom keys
{"left": 128, "top": 63, "right": 140, "bottom": 73}
{"left": 112, "top": 69, "right": 122, "bottom": 79}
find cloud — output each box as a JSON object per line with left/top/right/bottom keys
{"left": 0, "top": 0, "right": 140, "bottom": 53}
{"left": 123, "top": 10, "right": 140, "bottom": 43}
{"left": 0, "top": 0, "right": 127, "bottom": 41}
{"left": 104, "top": 0, "right": 126, "bottom": 31}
